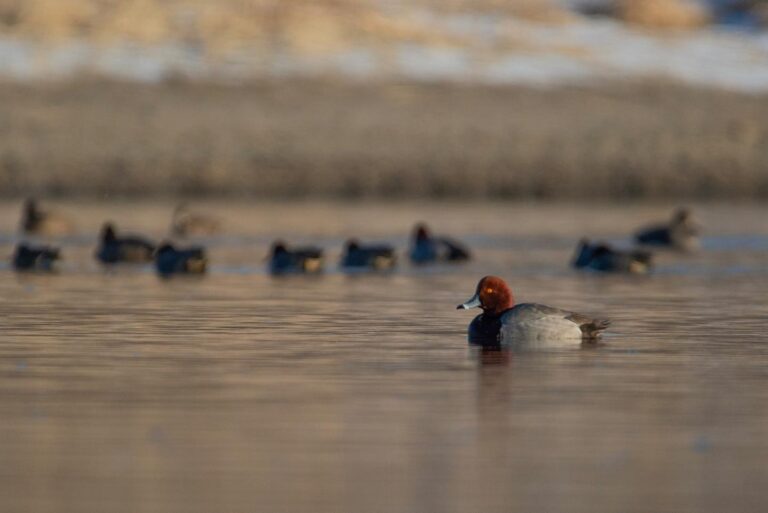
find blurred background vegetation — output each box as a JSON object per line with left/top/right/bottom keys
{"left": 0, "top": 0, "right": 766, "bottom": 199}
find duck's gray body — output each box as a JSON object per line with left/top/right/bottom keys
{"left": 470, "top": 303, "right": 609, "bottom": 346}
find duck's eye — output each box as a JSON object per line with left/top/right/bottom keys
{"left": 485, "top": 288, "right": 494, "bottom": 294}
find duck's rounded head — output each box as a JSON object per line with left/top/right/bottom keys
{"left": 413, "top": 223, "right": 431, "bottom": 242}
{"left": 101, "top": 223, "right": 117, "bottom": 242}
{"left": 22, "top": 198, "right": 41, "bottom": 230}
{"left": 345, "top": 238, "right": 360, "bottom": 252}
{"left": 673, "top": 208, "right": 692, "bottom": 224}
{"left": 157, "top": 242, "right": 176, "bottom": 255}
{"left": 24, "top": 198, "right": 37, "bottom": 215}
{"left": 271, "top": 240, "right": 288, "bottom": 256}
{"left": 457, "top": 276, "right": 514, "bottom": 316}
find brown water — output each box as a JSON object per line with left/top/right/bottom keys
{"left": 1, "top": 201, "right": 767, "bottom": 513}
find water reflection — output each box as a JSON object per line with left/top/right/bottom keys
{"left": 471, "top": 345, "right": 512, "bottom": 367}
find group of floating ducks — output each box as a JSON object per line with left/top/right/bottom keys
{"left": 13, "top": 199, "right": 701, "bottom": 346}
{"left": 12, "top": 199, "right": 471, "bottom": 277}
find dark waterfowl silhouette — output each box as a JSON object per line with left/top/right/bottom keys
{"left": 12, "top": 243, "right": 61, "bottom": 272}
{"left": 340, "top": 239, "right": 397, "bottom": 271}
{"left": 268, "top": 241, "right": 323, "bottom": 275}
{"left": 409, "top": 223, "right": 470, "bottom": 265}
{"left": 20, "top": 198, "right": 75, "bottom": 236}
{"left": 155, "top": 243, "right": 207, "bottom": 277}
{"left": 171, "top": 204, "right": 221, "bottom": 237}
{"left": 95, "top": 223, "right": 155, "bottom": 264}
{"left": 635, "top": 208, "right": 700, "bottom": 251}
{"left": 457, "top": 276, "right": 610, "bottom": 347}
{"left": 572, "top": 239, "right": 653, "bottom": 274}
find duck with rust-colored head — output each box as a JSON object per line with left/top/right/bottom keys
{"left": 457, "top": 276, "right": 610, "bottom": 346}
{"left": 409, "top": 223, "right": 470, "bottom": 265}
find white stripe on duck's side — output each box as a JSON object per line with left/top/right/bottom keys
{"left": 458, "top": 276, "right": 610, "bottom": 346}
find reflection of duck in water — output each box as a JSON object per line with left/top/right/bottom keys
{"left": 457, "top": 276, "right": 610, "bottom": 347}
{"left": 268, "top": 241, "right": 324, "bottom": 275}
{"left": 473, "top": 345, "right": 512, "bottom": 366}
{"left": 20, "top": 198, "right": 75, "bottom": 236}
{"left": 409, "top": 223, "right": 470, "bottom": 265}
{"left": 572, "top": 239, "right": 653, "bottom": 274}
{"left": 95, "top": 223, "right": 155, "bottom": 264}
{"left": 155, "top": 243, "right": 207, "bottom": 277}
{"left": 635, "top": 208, "right": 700, "bottom": 251}
{"left": 171, "top": 204, "right": 221, "bottom": 237}
{"left": 340, "top": 239, "right": 396, "bottom": 272}
{"left": 12, "top": 243, "right": 61, "bottom": 272}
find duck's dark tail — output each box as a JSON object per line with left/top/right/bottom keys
{"left": 581, "top": 318, "right": 611, "bottom": 340}
{"left": 567, "top": 313, "right": 611, "bottom": 341}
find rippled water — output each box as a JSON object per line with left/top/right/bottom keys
{"left": 1, "top": 201, "right": 767, "bottom": 512}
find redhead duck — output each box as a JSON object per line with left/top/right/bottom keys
{"left": 20, "top": 198, "right": 75, "bottom": 236}
{"left": 635, "top": 208, "right": 700, "bottom": 251}
{"left": 409, "top": 223, "right": 470, "bottom": 265}
{"left": 340, "top": 239, "right": 396, "bottom": 271}
{"left": 573, "top": 239, "right": 653, "bottom": 274}
{"left": 269, "top": 241, "right": 323, "bottom": 275}
{"left": 96, "top": 223, "right": 155, "bottom": 264}
{"left": 171, "top": 204, "right": 221, "bottom": 237}
{"left": 155, "top": 243, "right": 207, "bottom": 277}
{"left": 457, "top": 276, "right": 610, "bottom": 346}
{"left": 12, "top": 243, "right": 60, "bottom": 272}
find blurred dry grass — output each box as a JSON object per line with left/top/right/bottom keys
{"left": 0, "top": 0, "right": 569, "bottom": 53}
{"left": 617, "top": 0, "right": 710, "bottom": 29}
{"left": 0, "top": 78, "right": 766, "bottom": 199}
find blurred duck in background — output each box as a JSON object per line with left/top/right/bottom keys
{"left": 12, "top": 243, "right": 60, "bottom": 272}
{"left": 635, "top": 208, "right": 700, "bottom": 251}
{"left": 268, "top": 241, "right": 324, "bottom": 275}
{"left": 340, "top": 239, "right": 397, "bottom": 272}
{"left": 96, "top": 223, "right": 155, "bottom": 264}
{"left": 572, "top": 239, "right": 653, "bottom": 274}
{"left": 409, "top": 223, "right": 471, "bottom": 265}
{"left": 155, "top": 243, "right": 207, "bottom": 277}
{"left": 20, "top": 198, "right": 75, "bottom": 236}
{"left": 171, "top": 203, "right": 221, "bottom": 237}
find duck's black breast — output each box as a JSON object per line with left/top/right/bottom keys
{"left": 468, "top": 313, "right": 503, "bottom": 346}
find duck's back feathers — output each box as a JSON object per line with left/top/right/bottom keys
{"left": 155, "top": 244, "right": 207, "bottom": 276}
{"left": 269, "top": 243, "right": 324, "bottom": 275}
{"left": 636, "top": 225, "right": 671, "bottom": 245}
{"left": 499, "top": 303, "right": 608, "bottom": 344}
{"left": 573, "top": 240, "right": 653, "bottom": 274}
{"left": 341, "top": 241, "right": 397, "bottom": 270}
{"left": 438, "top": 237, "right": 471, "bottom": 262}
{"left": 96, "top": 223, "right": 155, "bottom": 264}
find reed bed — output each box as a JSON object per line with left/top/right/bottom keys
{"left": 0, "top": 78, "right": 766, "bottom": 199}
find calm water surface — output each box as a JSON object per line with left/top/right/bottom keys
{"left": 0, "top": 201, "right": 767, "bottom": 513}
